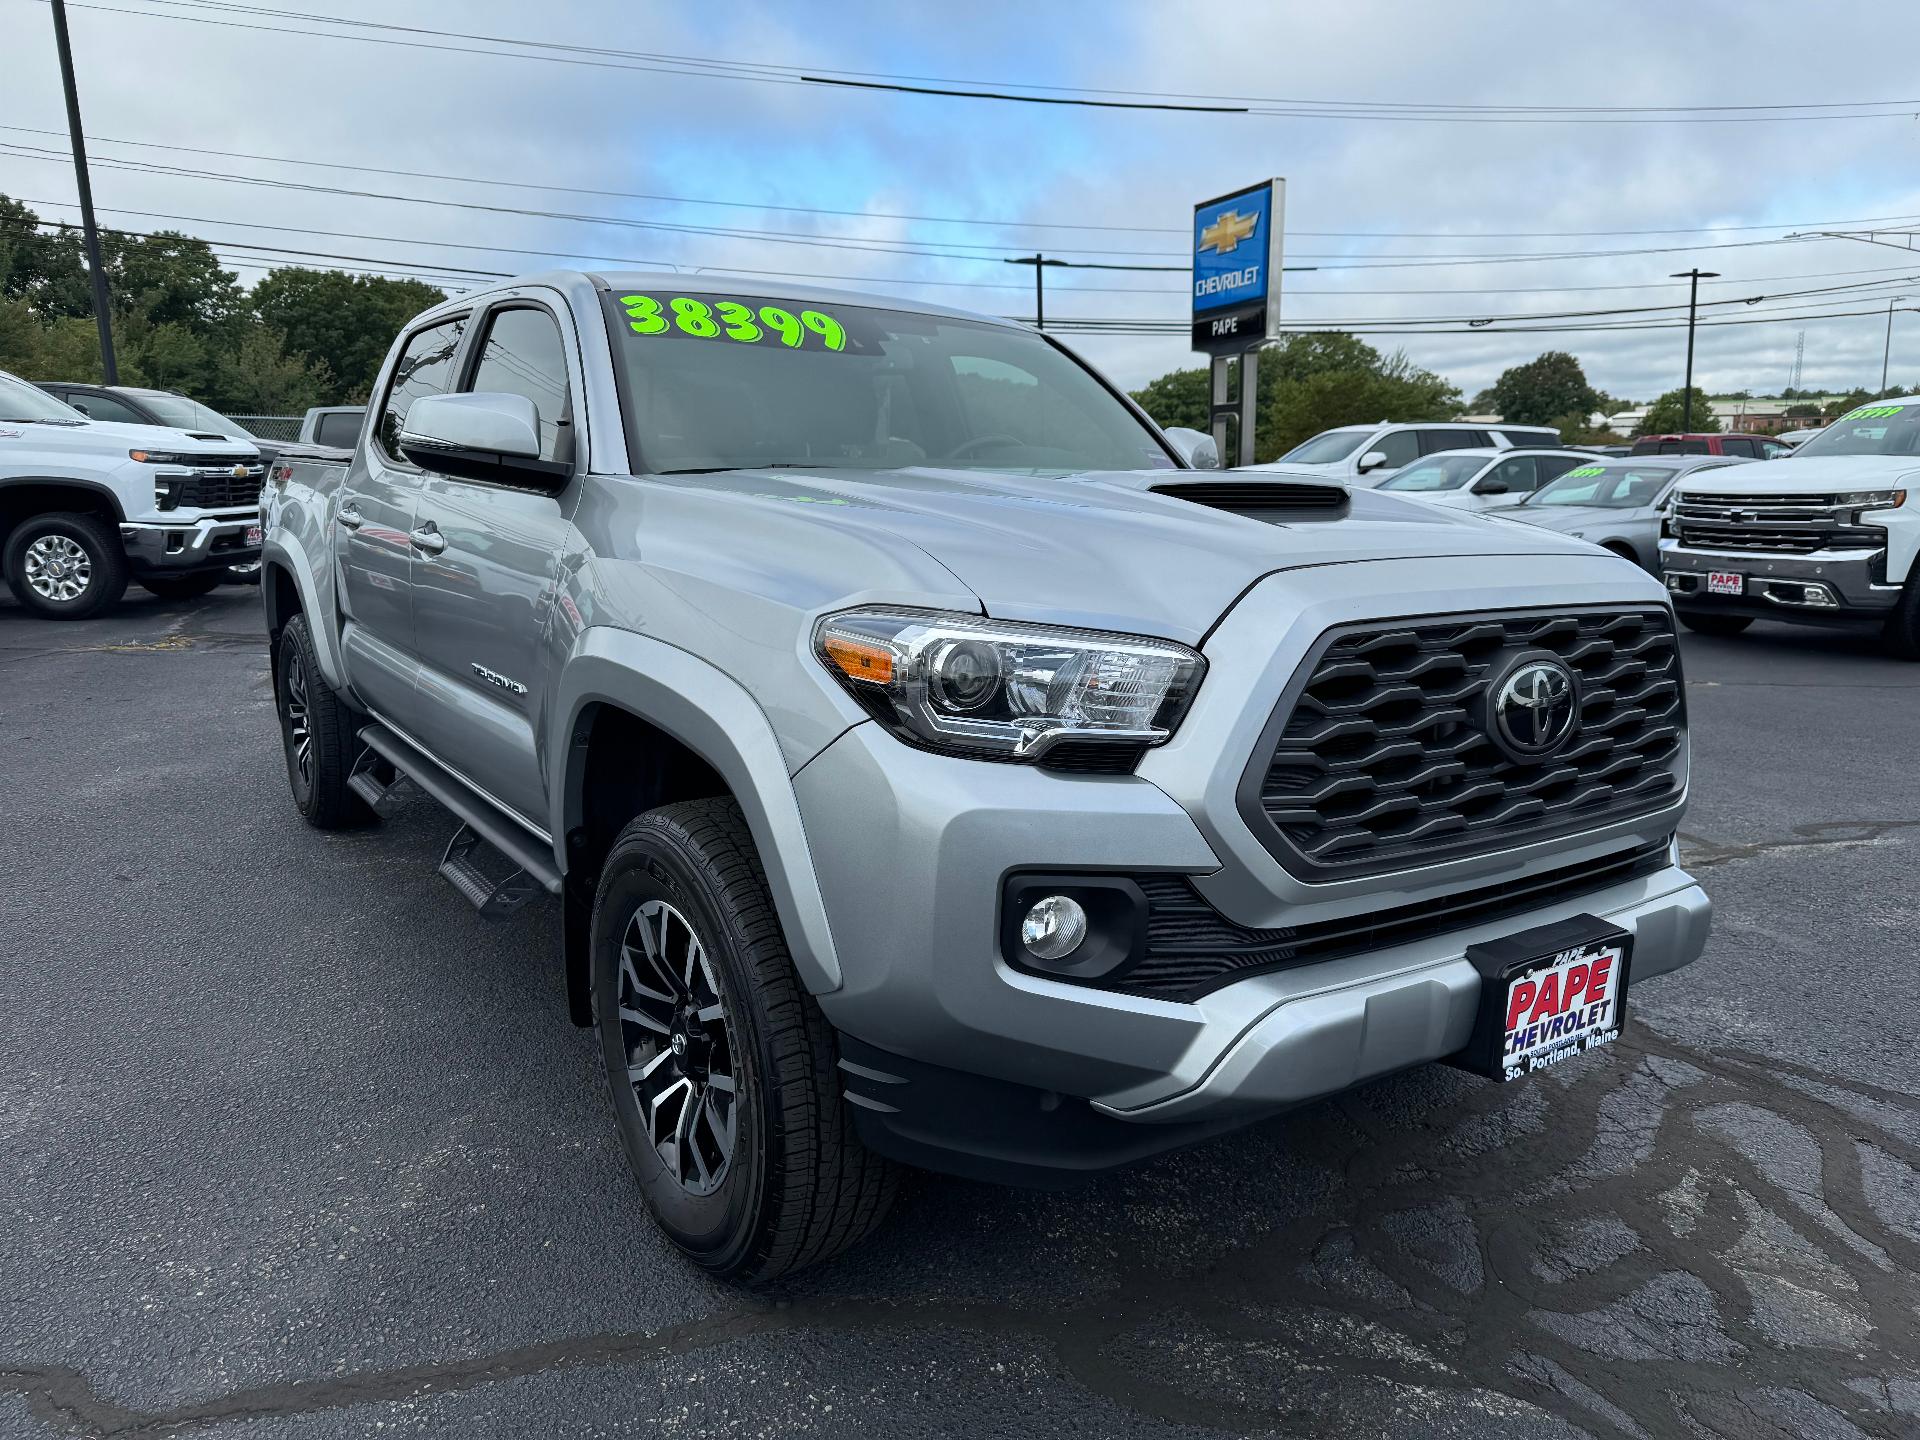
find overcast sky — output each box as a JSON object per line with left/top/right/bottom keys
{"left": 8, "top": 0, "right": 1920, "bottom": 403}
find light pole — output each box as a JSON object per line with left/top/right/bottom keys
{"left": 1671, "top": 269, "right": 1719, "bottom": 431}
{"left": 1882, "top": 296, "right": 1911, "bottom": 393}
{"left": 49, "top": 0, "right": 117, "bottom": 383}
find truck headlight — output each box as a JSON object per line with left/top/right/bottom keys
{"left": 1832, "top": 488, "right": 1907, "bottom": 524}
{"left": 128, "top": 449, "right": 201, "bottom": 465}
{"left": 814, "top": 607, "right": 1204, "bottom": 763}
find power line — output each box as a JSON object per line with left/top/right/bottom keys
{"left": 40, "top": 0, "right": 1920, "bottom": 126}
{"left": 14, "top": 123, "right": 1920, "bottom": 245}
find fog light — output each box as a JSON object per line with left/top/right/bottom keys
{"left": 1021, "top": 895, "right": 1087, "bottom": 961}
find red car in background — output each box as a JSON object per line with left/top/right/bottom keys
{"left": 1630, "top": 432, "right": 1792, "bottom": 459}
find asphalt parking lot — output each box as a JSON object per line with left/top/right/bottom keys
{"left": 4, "top": 588, "right": 1919, "bottom": 1440}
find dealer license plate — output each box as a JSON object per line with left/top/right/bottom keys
{"left": 1497, "top": 940, "right": 1625, "bottom": 1080}
{"left": 1455, "top": 915, "right": 1632, "bottom": 1082}
{"left": 1706, "top": 571, "right": 1743, "bottom": 596}
{"left": 245, "top": 524, "right": 262, "bottom": 546}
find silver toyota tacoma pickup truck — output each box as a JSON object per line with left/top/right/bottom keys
{"left": 261, "top": 271, "right": 1712, "bottom": 1280}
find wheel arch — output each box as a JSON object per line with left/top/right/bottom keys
{"left": 0, "top": 475, "right": 126, "bottom": 561}
{"left": 551, "top": 627, "right": 846, "bottom": 1002}
{"left": 260, "top": 540, "right": 348, "bottom": 691}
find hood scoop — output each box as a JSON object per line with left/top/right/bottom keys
{"left": 186, "top": 432, "right": 229, "bottom": 442}
{"left": 1150, "top": 479, "right": 1349, "bottom": 522}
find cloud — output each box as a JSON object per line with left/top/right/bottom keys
{"left": 7, "top": 0, "right": 1920, "bottom": 403}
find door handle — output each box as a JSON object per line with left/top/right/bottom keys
{"left": 336, "top": 503, "right": 364, "bottom": 530}
{"left": 409, "top": 522, "right": 447, "bottom": 555}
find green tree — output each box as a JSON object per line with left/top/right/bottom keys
{"left": 1634, "top": 387, "right": 1720, "bottom": 435}
{"left": 0, "top": 197, "right": 90, "bottom": 317}
{"left": 1129, "top": 365, "right": 1208, "bottom": 432}
{"left": 254, "top": 268, "right": 446, "bottom": 402}
{"left": 1823, "top": 388, "right": 1873, "bottom": 420}
{"left": 1480, "top": 351, "right": 1602, "bottom": 427}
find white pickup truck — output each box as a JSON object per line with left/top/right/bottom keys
{"left": 1659, "top": 396, "right": 1920, "bottom": 656}
{"left": 0, "top": 369, "right": 264, "bottom": 618}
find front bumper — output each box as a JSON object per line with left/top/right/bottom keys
{"left": 1660, "top": 540, "right": 1901, "bottom": 616}
{"left": 797, "top": 555, "right": 1705, "bottom": 1178}
{"left": 119, "top": 514, "right": 261, "bottom": 575}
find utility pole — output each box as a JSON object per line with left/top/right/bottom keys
{"left": 1670, "top": 268, "right": 1718, "bottom": 431}
{"left": 50, "top": 0, "right": 117, "bottom": 382}
{"left": 1003, "top": 254, "right": 1066, "bottom": 329}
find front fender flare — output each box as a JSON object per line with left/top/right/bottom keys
{"left": 261, "top": 537, "right": 348, "bottom": 692}
{"left": 550, "top": 627, "right": 844, "bottom": 994}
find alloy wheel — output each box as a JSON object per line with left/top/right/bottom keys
{"left": 24, "top": 535, "right": 92, "bottom": 603}
{"left": 617, "top": 898, "right": 738, "bottom": 1196}
{"left": 282, "top": 647, "right": 313, "bottom": 794}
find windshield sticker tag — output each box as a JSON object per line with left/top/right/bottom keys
{"left": 619, "top": 295, "right": 847, "bottom": 352}
{"left": 1563, "top": 465, "right": 1605, "bottom": 477}
{"left": 1841, "top": 404, "right": 1905, "bottom": 421}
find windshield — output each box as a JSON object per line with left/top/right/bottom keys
{"left": 1791, "top": 401, "right": 1920, "bottom": 459}
{"left": 1278, "top": 429, "right": 1371, "bottom": 464}
{"left": 1527, "top": 464, "right": 1674, "bottom": 508}
{"left": 0, "top": 373, "right": 87, "bottom": 423}
{"left": 602, "top": 291, "right": 1174, "bottom": 474}
{"left": 1379, "top": 455, "right": 1487, "bottom": 492}
{"left": 137, "top": 392, "right": 252, "bottom": 437}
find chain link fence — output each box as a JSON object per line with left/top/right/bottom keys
{"left": 231, "top": 415, "right": 302, "bottom": 442}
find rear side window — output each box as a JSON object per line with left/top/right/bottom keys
{"left": 1417, "top": 428, "right": 1481, "bottom": 454}
{"left": 314, "top": 411, "right": 361, "bottom": 448}
{"left": 376, "top": 316, "right": 468, "bottom": 461}
{"left": 467, "top": 307, "right": 573, "bottom": 464}
{"left": 1534, "top": 453, "right": 1586, "bottom": 483}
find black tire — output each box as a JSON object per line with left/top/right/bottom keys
{"left": 1676, "top": 610, "right": 1753, "bottom": 637}
{"left": 2, "top": 511, "right": 129, "bottom": 620}
{"left": 592, "top": 798, "right": 895, "bottom": 1282}
{"left": 274, "top": 614, "right": 373, "bottom": 829}
{"left": 1881, "top": 573, "right": 1920, "bottom": 659}
{"left": 140, "top": 571, "right": 224, "bottom": 601}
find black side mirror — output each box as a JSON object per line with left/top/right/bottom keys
{"left": 1473, "top": 478, "right": 1509, "bottom": 496}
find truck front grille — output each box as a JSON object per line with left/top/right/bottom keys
{"left": 175, "top": 462, "right": 265, "bottom": 510}
{"left": 1241, "top": 607, "right": 1684, "bottom": 878}
{"left": 1673, "top": 491, "right": 1885, "bottom": 555}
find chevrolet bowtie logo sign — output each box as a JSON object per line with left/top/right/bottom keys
{"left": 1197, "top": 209, "right": 1259, "bottom": 255}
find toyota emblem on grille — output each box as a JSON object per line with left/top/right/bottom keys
{"left": 1491, "top": 658, "right": 1579, "bottom": 759}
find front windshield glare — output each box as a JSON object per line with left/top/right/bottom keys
{"left": 1793, "top": 402, "right": 1920, "bottom": 459}
{"left": 1529, "top": 464, "right": 1671, "bottom": 508}
{"left": 0, "top": 373, "right": 85, "bottom": 423}
{"left": 1380, "top": 455, "right": 1485, "bottom": 492}
{"left": 1279, "top": 429, "right": 1370, "bottom": 464}
{"left": 140, "top": 393, "right": 248, "bottom": 435}
{"left": 602, "top": 291, "right": 1174, "bottom": 474}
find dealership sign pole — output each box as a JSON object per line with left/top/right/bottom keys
{"left": 1193, "top": 179, "right": 1284, "bottom": 468}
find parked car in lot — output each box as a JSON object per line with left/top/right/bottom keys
{"left": 0, "top": 369, "right": 263, "bottom": 618}
{"left": 1372, "top": 447, "right": 1593, "bottom": 511}
{"left": 295, "top": 405, "right": 366, "bottom": 449}
{"left": 1630, "top": 432, "right": 1790, "bottom": 460}
{"left": 1776, "top": 426, "right": 1824, "bottom": 449}
{"left": 1661, "top": 397, "right": 1920, "bottom": 654}
{"left": 34, "top": 382, "right": 282, "bottom": 468}
{"left": 1250, "top": 420, "right": 1564, "bottom": 485}
{"left": 1487, "top": 454, "right": 1747, "bottom": 572}
{"left": 262, "top": 271, "right": 1710, "bottom": 1279}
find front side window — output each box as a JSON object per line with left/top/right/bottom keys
{"left": 1370, "top": 430, "right": 1420, "bottom": 470}
{"left": 1379, "top": 454, "right": 1488, "bottom": 492}
{"left": 66, "top": 391, "right": 147, "bottom": 426}
{"left": 377, "top": 316, "right": 468, "bottom": 460}
{"left": 468, "top": 307, "right": 572, "bottom": 464}
{"left": 1278, "top": 429, "right": 1370, "bottom": 464}
{"left": 1484, "top": 456, "right": 1537, "bottom": 492}
{"left": 1792, "top": 402, "right": 1920, "bottom": 458}
{"left": 603, "top": 291, "right": 1171, "bottom": 474}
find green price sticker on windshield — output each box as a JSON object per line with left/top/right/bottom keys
{"left": 1841, "top": 404, "right": 1905, "bottom": 422}
{"left": 1563, "top": 465, "right": 1605, "bottom": 478}
{"left": 619, "top": 295, "right": 847, "bottom": 352}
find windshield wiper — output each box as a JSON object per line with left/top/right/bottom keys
{"left": 659, "top": 462, "right": 839, "bottom": 475}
